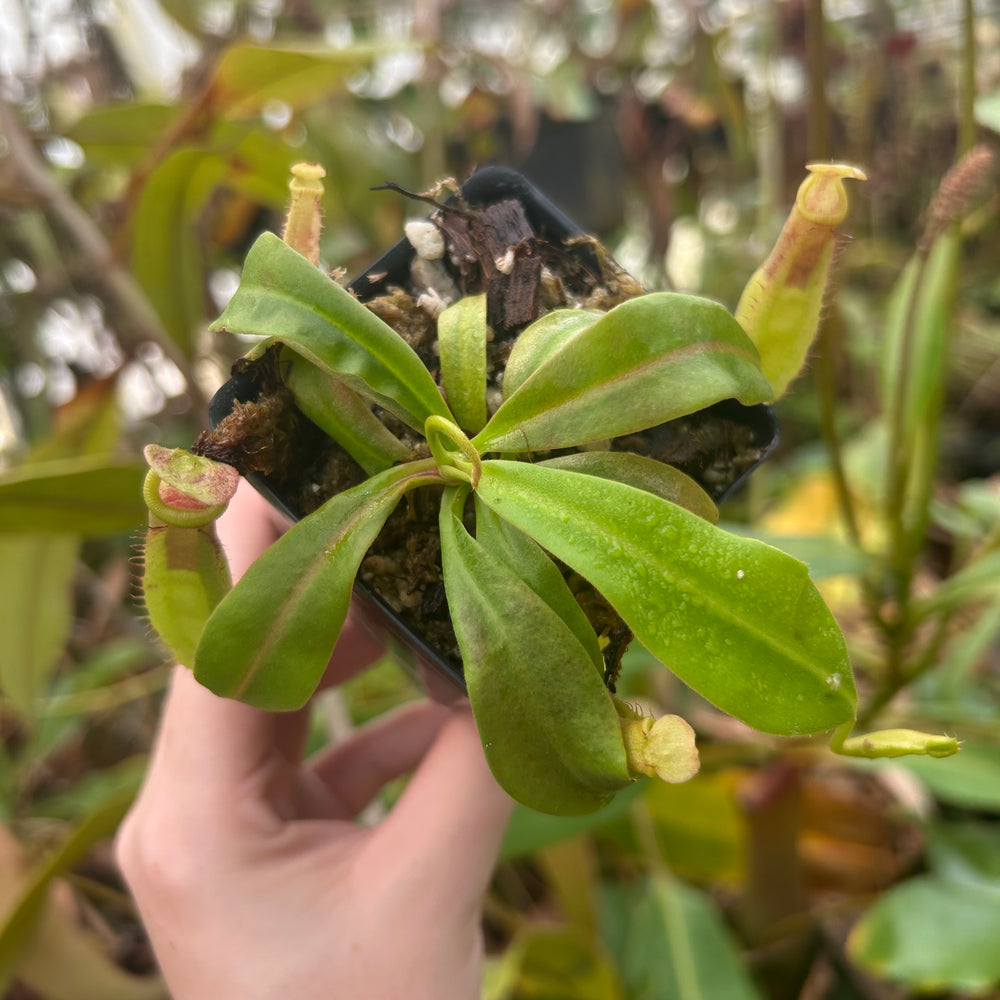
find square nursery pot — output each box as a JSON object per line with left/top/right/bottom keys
{"left": 206, "top": 166, "right": 778, "bottom": 702}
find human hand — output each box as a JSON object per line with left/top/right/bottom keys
{"left": 117, "top": 484, "right": 513, "bottom": 1000}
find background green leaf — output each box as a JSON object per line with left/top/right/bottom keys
{"left": 207, "top": 43, "right": 411, "bottom": 118}
{"left": 131, "top": 148, "right": 227, "bottom": 357}
{"left": 68, "top": 104, "right": 179, "bottom": 165}
{"left": 0, "top": 784, "right": 138, "bottom": 986}
{"left": 0, "top": 535, "right": 77, "bottom": 718}
{"left": 848, "top": 875, "right": 1000, "bottom": 995}
{"left": 974, "top": 90, "right": 1000, "bottom": 134}
{"left": 643, "top": 772, "right": 746, "bottom": 884}
{"left": 0, "top": 458, "right": 146, "bottom": 534}
{"left": 484, "top": 926, "right": 624, "bottom": 1000}
{"left": 500, "top": 781, "right": 646, "bottom": 861}
{"left": 928, "top": 821, "right": 1000, "bottom": 887}
{"left": 880, "top": 232, "right": 960, "bottom": 549}
{"left": 602, "top": 875, "right": 764, "bottom": 1000}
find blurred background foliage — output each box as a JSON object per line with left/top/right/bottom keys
{"left": 1, "top": 0, "right": 1000, "bottom": 997}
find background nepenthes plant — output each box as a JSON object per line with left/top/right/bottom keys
{"left": 1, "top": 2, "right": 1000, "bottom": 996}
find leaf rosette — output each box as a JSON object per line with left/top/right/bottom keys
{"left": 137, "top": 166, "right": 947, "bottom": 816}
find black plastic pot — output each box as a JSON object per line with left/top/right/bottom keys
{"left": 208, "top": 166, "right": 778, "bottom": 699}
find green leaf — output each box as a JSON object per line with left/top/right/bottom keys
{"left": 132, "top": 148, "right": 227, "bottom": 357}
{"left": 475, "top": 293, "right": 772, "bottom": 453}
{"left": 217, "top": 128, "right": 295, "bottom": 206}
{"left": 602, "top": 876, "right": 765, "bottom": 1000}
{"left": 143, "top": 524, "right": 232, "bottom": 668}
{"left": 195, "top": 461, "right": 434, "bottom": 710}
{"left": 880, "top": 233, "right": 960, "bottom": 544}
{"left": 721, "top": 525, "right": 870, "bottom": 578}
{"left": 541, "top": 451, "right": 718, "bottom": 523}
{"left": 928, "top": 821, "right": 1000, "bottom": 888}
{"left": 503, "top": 308, "right": 601, "bottom": 399}
{"left": 0, "top": 457, "right": 146, "bottom": 534}
{"left": 438, "top": 294, "right": 488, "bottom": 434}
{"left": 208, "top": 42, "right": 411, "bottom": 118}
{"left": 867, "top": 742, "right": 1000, "bottom": 812}
{"left": 500, "top": 781, "right": 646, "bottom": 861}
{"left": 644, "top": 771, "right": 745, "bottom": 883}
{"left": 31, "top": 758, "right": 147, "bottom": 823}
{"left": 474, "top": 497, "right": 604, "bottom": 674}
{"left": 68, "top": 103, "right": 179, "bottom": 164}
{"left": 933, "top": 602, "right": 1000, "bottom": 700}
{"left": 884, "top": 235, "right": 959, "bottom": 424}
{"left": 0, "top": 784, "right": 137, "bottom": 982}
{"left": 975, "top": 90, "right": 1000, "bottom": 135}
{"left": 476, "top": 462, "right": 856, "bottom": 735}
{"left": 26, "top": 380, "right": 122, "bottom": 462}
{"left": 848, "top": 875, "right": 1000, "bottom": 995}
{"left": 284, "top": 351, "right": 411, "bottom": 475}
{"left": 212, "top": 233, "right": 449, "bottom": 430}
{"left": 439, "top": 488, "right": 632, "bottom": 815}
{"left": 0, "top": 535, "right": 77, "bottom": 718}
{"left": 485, "top": 926, "right": 625, "bottom": 1000}
{"left": 914, "top": 548, "right": 1000, "bottom": 617}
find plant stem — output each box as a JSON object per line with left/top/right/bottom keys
{"left": 630, "top": 803, "right": 702, "bottom": 1000}
{"left": 883, "top": 252, "right": 928, "bottom": 576}
{"left": 0, "top": 96, "right": 201, "bottom": 406}
{"left": 804, "top": 0, "right": 862, "bottom": 548}
{"left": 805, "top": 0, "right": 830, "bottom": 161}
{"left": 858, "top": 608, "right": 954, "bottom": 727}
{"left": 814, "top": 317, "right": 862, "bottom": 548}
{"left": 959, "top": 0, "right": 977, "bottom": 157}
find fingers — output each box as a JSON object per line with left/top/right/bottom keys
{"left": 137, "top": 666, "right": 293, "bottom": 815}
{"left": 377, "top": 708, "right": 513, "bottom": 890}
{"left": 307, "top": 700, "right": 452, "bottom": 818}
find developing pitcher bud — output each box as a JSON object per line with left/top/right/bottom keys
{"left": 616, "top": 700, "right": 700, "bottom": 783}
{"left": 835, "top": 728, "right": 959, "bottom": 759}
{"left": 735, "top": 163, "right": 866, "bottom": 399}
{"left": 282, "top": 162, "right": 326, "bottom": 265}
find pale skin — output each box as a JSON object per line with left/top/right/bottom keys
{"left": 117, "top": 483, "right": 513, "bottom": 1000}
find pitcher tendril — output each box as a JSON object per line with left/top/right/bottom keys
{"left": 425, "top": 414, "right": 482, "bottom": 488}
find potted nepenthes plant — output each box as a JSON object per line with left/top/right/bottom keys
{"left": 141, "top": 163, "right": 957, "bottom": 816}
